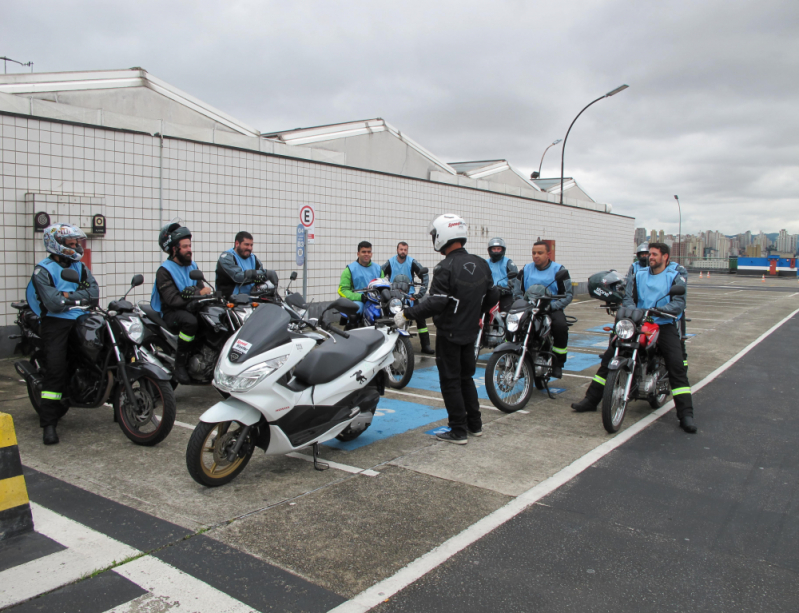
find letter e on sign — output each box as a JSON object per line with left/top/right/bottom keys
{"left": 299, "top": 204, "right": 315, "bottom": 243}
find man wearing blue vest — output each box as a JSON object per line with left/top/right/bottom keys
{"left": 572, "top": 243, "right": 696, "bottom": 433}
{"left": 486, "top": 237, "right": 520, "bottom": 313}
{"left": 338, "top": 241, "right": 385, "bottom": 326}
{"left": 519, "top": 241, "right": 573, "bottom": 379}
{"left": 27, "top": 223, "right": 99, "bottom": 445}
{"left": 382, "top": 241, "right": 433, "bottom": 354}
{"left": 150, "top": 222, "right": 211, "bottom": 384}
{"left": 215, "top": 231, "right": 267, "bottom": 299}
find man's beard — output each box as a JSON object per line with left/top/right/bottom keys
{"left": 175, "top": 251, "right": 192, "bottom": 266}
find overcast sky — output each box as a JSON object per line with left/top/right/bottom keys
{"left": 3, "top": 0, "right": 797, "bottom": 236}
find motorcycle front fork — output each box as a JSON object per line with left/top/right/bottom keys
{"left": 622, "top": 347, "right": 637, "bottom": 402}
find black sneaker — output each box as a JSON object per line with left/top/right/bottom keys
{"left": 435, "top": 431, "right": 467, "bottom": 445}
{"left": 571, "top": 398, "right": 598, "bottom": 412}
{"left": 468, "top": 427, "right": 483, "bottom": 437}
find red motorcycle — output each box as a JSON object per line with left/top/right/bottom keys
{"left": 601, "top": 284, "right": 686, "bottom": 433}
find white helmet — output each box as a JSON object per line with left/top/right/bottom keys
{"left": 429, "top": 214, "right": 468, "bottom": 253}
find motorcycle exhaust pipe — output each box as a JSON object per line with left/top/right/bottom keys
{"left": 14, "top": 360, "right": 42, "bottom": 385}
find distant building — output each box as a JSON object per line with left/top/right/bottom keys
{"left": 634, "top": 227, "right": 647, "bottom": 247}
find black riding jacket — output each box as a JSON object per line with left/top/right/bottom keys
{"left": 404, "top": 248, "right": 498, "bottom": 345}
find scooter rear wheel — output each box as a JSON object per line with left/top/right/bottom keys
{"left": 602, "top": 369, "right": 630, "bottom": 433}
{"left": 186, "top": 421, "right": 254, "bottom": 487}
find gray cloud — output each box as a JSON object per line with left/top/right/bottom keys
{"left": 3, "top": 0, "right": 797, "bottom": 235}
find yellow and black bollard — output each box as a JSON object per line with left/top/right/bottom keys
{"left": 1, "top": 412, "right": 34, "bottom": 541}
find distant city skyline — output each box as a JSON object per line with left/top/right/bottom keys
{"left": 633, "top": 227, "right": 798, "bottom": 259}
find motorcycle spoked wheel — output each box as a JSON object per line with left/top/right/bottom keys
{"left": 647, "top": 356, "right": 670, "bottom": 408}
{"left": 186, "top": 421, "right": 254, "bottom": 487}
{"left": 114, "top": 375, "right": 176, "bottom": 446}
{"left": 385, "top": 336, "right": 414, "bottom": 389}
{"left": 602, "top": 369, "right": 630, "bottom": 433}
{"left": 485, "top": 351, "right": 534, "bottom": 413}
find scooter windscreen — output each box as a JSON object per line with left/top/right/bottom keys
{"left": 227, "top": 303, "right": 292, "bottom": 363}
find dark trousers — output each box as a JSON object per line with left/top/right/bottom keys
{"left": 585, "top": 323, "right": 694, "bottom": 417}
{"left": 680, "top": 313, "right": 688, "bottom": 364}
{"left": 550, "top": 309, "right": 569, "bottom": 367}
{"left": 163, "top": 310, "right": 198, "bottom": 341}
{"left": 39, "top": 317, "right": 75, "bottom": 428}
{"left": 436, "top": 335, "right": 481, "bottom": 438}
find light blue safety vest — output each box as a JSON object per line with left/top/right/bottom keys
{"left": 387, "top": 255, "right": 416, "bottom": 295}
{"left": 150, "top": 259, "right": 199, "bottom": 315}
{"left": 487, "top": 256, "right": 511, "bottom": 288}
{"left": 224, "top": 248, "right": 259, "bottom": 295}
{"left": 26, "top": 258, "right": 85, "bottom": 320}
{"left": 523, "top": 261, "right": 563, "bottom": 295}
{"left": 634, "top": 267, "right": 682, "bottom": 325}
{"left": 348, "top": 260, "right": 383, "bottom": 291}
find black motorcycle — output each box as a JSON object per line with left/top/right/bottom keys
{"left": 13, "top": 271, "right": 176, "bottom": 446}
{"left": 137, "top": 269, "right": 256, "bottom": 385}
{"left": 484, "top": 269, "right": 571, "bottom": 412}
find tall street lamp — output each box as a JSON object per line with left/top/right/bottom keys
{"left": 531, "top": 139, "right": 562, "bottom": 179}
{"left": 559, "top": 84, "right": 629, "bottom": 204}
{"left": 674, "top": 195, "right": 682, "bottom": 263}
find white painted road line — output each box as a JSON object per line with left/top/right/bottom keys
{"left": 286, "top": 452, "right": 380, "bottom": 476}
{"left": 561, "top": 373, "right": 593, "bottom": 379}
{"left": 0, "top": 504, "right": 140, "bottom": 609}
{"left": 173, "top": 420, "right": 196, "bottom": 430}
{"left": 109, "top": 556, "right": 254, "bottom": 613}
{"left": 328, "top": 307, "right": 799, "bottom": 613}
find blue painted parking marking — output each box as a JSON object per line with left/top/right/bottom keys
{"left": 569, "top": 333, "right": 610, "bottom": 349}
{"left": 410, "top": 366, "right": 490, "bottom": 399}
{"left": 542, "top": 387, "right": 566, "bottom": 394}
{"left": 325, "top": 398, "right": 446, "bottom": 450}
{"left": 426, "top": 425, "right": 451, "bottom": 436}
{"left": 565, "top": 352, "right": 602, "bottom": 371}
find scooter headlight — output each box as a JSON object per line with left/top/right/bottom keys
{"left": 119, "top": 316, "right": 145, "bottom": 345}
{"left": 214, "top": 354, "right": 289, "bottom": 392}
{"left": 388, "top": 298, "right": 403, "bottom": 314}
{"left": 506, "top": 312, "right": 521, "bottom": 332}
{"left": 615, "top": 319, "right": 636, "bottom": 340}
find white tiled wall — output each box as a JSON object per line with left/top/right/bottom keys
{"left": 1, "top": 113, "right": 634, "bottom": 327}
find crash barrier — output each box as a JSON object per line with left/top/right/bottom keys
{"left": 0, "top": 412, "right": 34, "bottom": 540}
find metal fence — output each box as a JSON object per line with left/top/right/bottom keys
{"left": 672, "top": 257, "right": 736, "bottom": 272}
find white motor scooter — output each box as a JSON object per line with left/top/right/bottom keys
{"left": 185, "top": 297, "right": 398, "bottom": 487}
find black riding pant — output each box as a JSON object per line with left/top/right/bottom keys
{"left": 584, "top": 322, "right": 694, "bottom": 417}
{"left": 38, "top": 317, "right": 75, "bottom": 428}
{"left": 163, "top": 310, "right": 198, "bottom": 342}
{"left": 436, "top": 335, "right": 481, "bottom": 438}
{"left": 550, "top": 309, "right": 569, "bottom": 367}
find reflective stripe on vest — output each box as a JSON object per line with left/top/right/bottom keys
{"left": 634, "top": 266, "right": 681, "bottom": 325}
{"left": 388, "top": 255, "right": 416, "bottom": 295}
{"left": 348, "top": 260, "right": 383, "bottom": 291}
{"left": 523, "top": 261, "right": 563, "bottom": 294}
{"left": 150, "top": 259, "right": 199, "bottom": 315}
{"left": 26, "top": 258, "right": 84, "bottom": 320}
{"left": 487, "top": 256, "right": 511, "bottom": 288}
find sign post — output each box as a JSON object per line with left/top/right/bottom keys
{"left": 298, "top": 205, "right": 316, "bottom": 298}
{"left": 296, "top": 224, "right": 307, "bottom": 298}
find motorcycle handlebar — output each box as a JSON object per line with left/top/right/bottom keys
{"left": 328, "top": 326, "right": 350, "bottom": 339}
{"left": 649, "top": 308, "right": 678, "bottom": 319}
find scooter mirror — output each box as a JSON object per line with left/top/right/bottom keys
{"left": 331, "top": 297, "right": 360, "bottom": 316}
{"left": 669, "top": 285, "right": 686, "bottom": 297}
{"left": 60, "top": 269, "right": 80, "bottom": 283}
{"left": 418, "top": 267, "right": 429, "bottom": 275}
{"left": 130, "top": 274, "right": 144, "bottom": 287}
{"left": 554, "top": 269, "right": 570, "bottom": 282}
{"left": 290, "top": 271, "right": 298, "bottom": 281}
{"left": 189, "top": 269, "right": 205, "bottom": 282}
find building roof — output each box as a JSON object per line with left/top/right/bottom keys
{"left": 0, "top": 68, "right": 259, "bottom": 136}
{"left": 449, "top": 159, "right": 542, "bottom": 192}
{"left": 531, "top": 177, "right": 595, "bottom": 202}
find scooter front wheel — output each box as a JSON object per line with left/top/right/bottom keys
{"left": 186, "top": 421, "right": 254, "bottom": 487}
{"left": 386, "top": 336, "right": 414, "bottom": 389}
{"left": 602, "top": 369, "right": 630, "bottom": 433}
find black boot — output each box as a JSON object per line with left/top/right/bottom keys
{"left": 571, "top": 397, "right": 598, "bottom": 412}
{"left": 679, "top": 414, "right": 697, "bottom": 433}
{"left": 419, "top": 331, "right": 435, "bottom": 355}
{"left": 43, "top": 424, "right": 59, "bottom": 445}
{"left": 551, "top": 365, "right": 563, "bottom": 379}
{"left": 174, "top": 340, "right": 192, "bottom": 385}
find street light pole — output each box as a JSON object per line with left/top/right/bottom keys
{"left": 674, "top": 195, "right": 682, "bottom": 264}
{"left": 559, "top": 84, "right": 628, "bottom": 205}
{"left": 537, "top": 139, "right": 562, "bottom": 177}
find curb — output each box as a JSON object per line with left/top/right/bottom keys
{"left": 0, "top": 412, "right": 34, "bottom": 541}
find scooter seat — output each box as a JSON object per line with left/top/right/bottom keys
{"left": 138, "top": 301, "right": 170, "bottom": 330}
{"left": 293, "top": 329, "right": 385, "bottom": 386}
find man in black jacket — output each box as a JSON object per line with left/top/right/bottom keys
{"left": 396, "top": 214, "right": 498, "bottom": 444}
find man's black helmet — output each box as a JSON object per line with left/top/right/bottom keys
{"left": 487, "top": 237, "right": 506, "bottom": 262}
{"left": 159, "top": 221, "right": 192, "bottom": 254}
{"left": 588, "top": 270, "right": 625, "bottom": 304}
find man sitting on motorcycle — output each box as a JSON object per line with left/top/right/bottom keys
{"left": 215, "top": 231, "right": 268, "bottom": 299}
{"left": 150, "top": 222, "right": 212, "bottom": 384}
{"left": 382, "top": 241, "right": 433, "bottom": 355}
{"left": 26, "top": 223, "right": 99, "bottom": 445}
{"left": 338, "top": 241, "right": 384, "bottom": 327}
{"left": 486, "top": 237, "right": 520, "bottom": 313}
{"left": 519, "top": 241, "right": 573, "bottom": 379}
{"left": 572, "top": 242, "right": 696, "bottom": 433}
{"left": 629, "top": 242, "right": 690, "bottom": 370}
